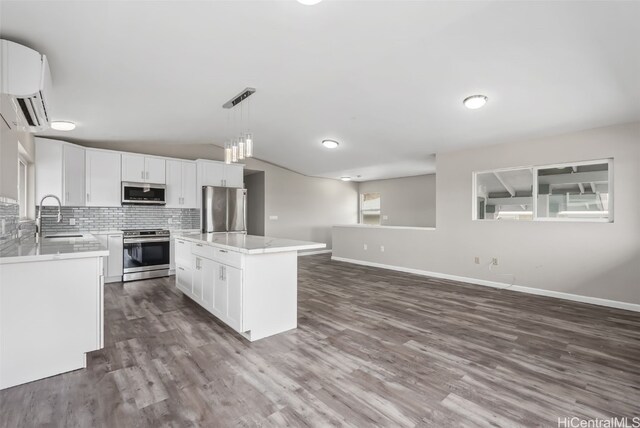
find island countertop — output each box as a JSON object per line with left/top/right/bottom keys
{"left": 0, "top": 234, "right": 109, "bottom": 264}
{"left": 175, "top": 233, "right": 326, "bottom": 255}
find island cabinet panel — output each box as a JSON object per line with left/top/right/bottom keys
{"left": 226, "top": 265, "right": 243, "bottom": 332}
{"left": 213, "top": 264, "right": 228, "bottom": 319}
{"left": 0, "top": 257, "right": 103, "bottom": 390}
{"left": 172, "top": 234, "right": 323, "bottom": 341}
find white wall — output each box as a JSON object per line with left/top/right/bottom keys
{"left": 358, "top": 174, "right": 436, "bottom": 227}
{"left": 333, "top": 122, "right": 640, "bottom": 306}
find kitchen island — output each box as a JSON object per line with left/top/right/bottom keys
{"left": 174, "top": 233, "right": 326, "bottom": 341}
{"left": 0, "top": 234, "right": 108, "bottom": 389}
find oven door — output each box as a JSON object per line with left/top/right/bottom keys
{"left": 123, "top": 238, "right": 171, "bottom": 273}
{"left": 122, "top": 182, "right": 166, "bottom": 205}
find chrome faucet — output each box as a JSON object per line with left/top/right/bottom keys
{"left": 36, "top": 194, "right": 63, "bottom": 243}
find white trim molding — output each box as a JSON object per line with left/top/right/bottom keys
{"left": 331, "top": 256, "right": 640, "bottom": 313}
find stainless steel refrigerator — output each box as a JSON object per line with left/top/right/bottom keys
{"left": 202, "top": 186, "right": 247, "bottom": 233}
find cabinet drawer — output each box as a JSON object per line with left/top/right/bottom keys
{"left": 213, "top": 248, "right": 242, "bottom": 269}
{"left": 191, "top": 241, "right": 216, "bottom": 259}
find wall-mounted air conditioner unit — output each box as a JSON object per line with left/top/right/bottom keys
{"left": 0, "top": 39, "right": 52, "bottom": 132}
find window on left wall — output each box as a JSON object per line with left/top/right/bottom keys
{"left": 18, "top": 156, "right": 28, "bottom": 219}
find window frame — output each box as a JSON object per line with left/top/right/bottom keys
{"left": 472, "top": 158, "right": 613, "bottom": 223}
{"left": 18, "top": 155, "right": 28, "bottom": 220}
{"left": 359, "top": 192, "right": 381, "bottom": 225}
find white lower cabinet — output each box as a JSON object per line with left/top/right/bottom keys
{"left": 225, "top": 265, "right": 243, "bottom": 332}
{"left": 175, "top": 240, "right": 243, "bottom": 334}
{"left": 95, "top": 233, "right": 123, "bottom": 283}
{"left": 176, "top": 265, "right": 192, "bottom": 295}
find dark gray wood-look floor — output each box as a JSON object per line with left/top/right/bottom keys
{"left": 1, "top": 254, "right": 639, "bottom": 427}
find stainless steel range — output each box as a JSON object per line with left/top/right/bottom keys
{"left": 122, "top": 229, "right": 170, "bottom": 282}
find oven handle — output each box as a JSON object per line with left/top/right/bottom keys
{"left": 123, "top": 238, "right": 170, "bottom": 244}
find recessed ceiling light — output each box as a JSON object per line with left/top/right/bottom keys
{"left": 51, "top": 121, "right": 76, "bottom": 131}
{"left": 322, "top": 139, "right": 339, "bottom": 149}
{"left": 340, "top": 176, "right": 351, "bottom": 181}
{"left": 463, "top": 95, "right": 488, "bottom": 110}
{"left": 297, "top": 0, "right": 322, "bottom": 5}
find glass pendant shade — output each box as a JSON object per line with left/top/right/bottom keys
{"left": 238, "top": 134, "right": 245, "bottom": 160}
{"left": 245, "top": 133, "right": 253, "bottom": 157}
{"left": 224, "top": 142, "right": 232, "bottom": 164}
{"left": 231, "top": 139, "right": 238, "bottom": 163}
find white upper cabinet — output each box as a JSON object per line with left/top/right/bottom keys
{"left": 145, "top": 157, "right": 166, "bottom": 184}
{"left": 86, "top": 149, "right": 121, "bottom": 207}
{"left": 225, "top": 164, "right": 244, "bottom": 188}
{"left": 63, "top": 144, "right": 85, "bottom": 207}
{"left": 121, "top": 154, "right": 145, "bottom": 182}
{"left": 166, "top": 160, "right": 197, "bottom": 208}
{"left": 35, "top": 138, "right": 85, "bottom": 206}
{"left": 197, "top": 160, "right": 244, "bottom": 188}
{"left": 199, "top": 161, "right": 225, "bottom": 187}
{"left": 182, "top": 161, "right": 197, "bottom": 208}
{"left": 121, "top": 154, "right": 165, "bottom": 184}
{"left": 165, "top": 160, "right": 182, "bottom": 208}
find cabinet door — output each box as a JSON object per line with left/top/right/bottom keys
{"left": 200, "top": 162, "right": 225, "bottom": 187}
{"left": 213, "top": 264, "right": 228, "bottom": 319}
{"left": 192, "top": 256, "right": 204, "bottom": 302}
{"left": 224, "top": 164, "right": 244, "bottom": 188}
{"left": 145, "top": 157, "right": 166, "bottom": 184}
{"left": 86, "top": 150, "right": 121, "bottom": 207}
{"left": 63, "top": 144, "right": 85, "bottom": 206}
{"left": 121, "top": 154, "right": 145, "bottom": 182}
{"left": 95, "top": 234, "right": 108, "bottom": 276}
{"left": 165, "top": 160, "right": 182, "bottom": 208}
{"left": 107, "top": 234, "right": 123, "bottom": 278}
{"left": 225, "top": 265, "right": 243, "bottom": 332}
{"left": 176, "top": 266, "right": 192, "bottom": 295}
{"left": 201, "top": 258, "right": 216, "bottom": 311}
{"left": 35, "top": 138, "right": 63, "bottom": 205}
{"left": 182, "top": 162, "right": 197, "bottom": 208}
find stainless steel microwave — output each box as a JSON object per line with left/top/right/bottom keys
{"left": 121, "top": 182, "right": 166, "bottom": 205}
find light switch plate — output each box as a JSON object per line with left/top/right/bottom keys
{"left": 269, "top": 215, "right": 278, "bottom": 220}
{"left": 69, "top": 218, "right": 76, "bottom": 226}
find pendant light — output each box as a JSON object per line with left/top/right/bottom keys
{"left": 222, "top": 87, "right": 256, "bottom": 163}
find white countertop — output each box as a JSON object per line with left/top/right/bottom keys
{"left": 0, "top": 233, "right": 109, "bottom": 264}
{"left": 175, "top": 233, "right": 326, "bottom": 255}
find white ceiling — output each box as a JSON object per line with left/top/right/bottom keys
{"left": 1, "top": 1, "right": 639, "bottom": 181}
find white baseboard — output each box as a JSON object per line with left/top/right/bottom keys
{"left": 331, "top": 256, "right": 640, "bottom": 313}
{"left": 299, "top": 249, "right": 332, "bottom": 256}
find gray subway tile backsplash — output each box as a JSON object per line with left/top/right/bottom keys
{"left": 37, "top": 206, "right": 199, "bottom": 233}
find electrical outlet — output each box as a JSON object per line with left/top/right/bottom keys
{"left": 69, "top": 218, "right": 76, "bottom": 226}
{"left": 363, "top": 244, "right": 368, "bottom": 250}
{"left": 492, "top": 258, "right": 498, "bottom": 266}
{"left": 167, "top": 218, "right": 173, "bottom": 224}
{"left": 269, "top": 215, "right": 278, "bottom": 220}
{"left": 1, "top": 219, "right": 5, "bottom": 234}
{"left": 474, "top": 257, "right": 480, "bottom": 264}
{"left": 380, "top": 245, "right": 385, "bottom": 252}
{"left": 382, "top": 215, "right": 389, "bottom": 220}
